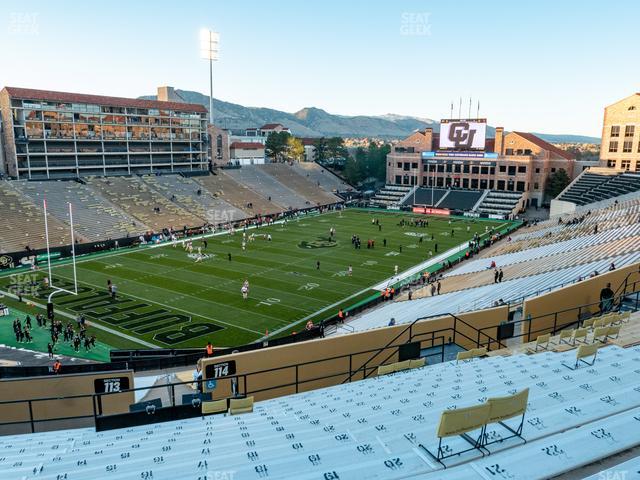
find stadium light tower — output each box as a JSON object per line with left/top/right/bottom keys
{"left": 200, "top": 28, "right": 219, "bottom": 124}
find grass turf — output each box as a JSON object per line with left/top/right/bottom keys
{"left": 0, "top": 209, "right": 511, "bottom": 350}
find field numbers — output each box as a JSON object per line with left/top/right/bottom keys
{"left": 257, "top": 298, "right": 281, "bottom": 307}
{"left": 298, "top": 282, "right": 320, "bottom": 291}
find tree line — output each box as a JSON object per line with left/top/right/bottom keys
{"left": 265, "top": 131, "right": 390, "bottom": 186}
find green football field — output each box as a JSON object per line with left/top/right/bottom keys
{"left": 0, "top": 209, "right": 512, "bottom": 350}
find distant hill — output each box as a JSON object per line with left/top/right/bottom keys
{"left": 140, "top": 89, "right": 598, "bottom": 143}
{"left": 533, "top": 133, "right": 601, "bottom": 144}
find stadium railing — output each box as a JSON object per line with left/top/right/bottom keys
{"left": 2, "top": 289, "right": 638, "bottom": 435}
{"left": 477, "top": 288, "right": 640, "bottom": 348}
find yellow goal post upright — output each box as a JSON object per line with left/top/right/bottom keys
{"left": 43, "top": 198, "right": 78, "bottom": 320}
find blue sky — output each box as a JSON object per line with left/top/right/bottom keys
{"left": 2, "top": 0, "right": 639, "bottom": 137}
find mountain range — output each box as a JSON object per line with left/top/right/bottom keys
{"left": 140, "top": 89, "right": 600, "bottom": 144}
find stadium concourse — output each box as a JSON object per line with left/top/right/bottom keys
{"left": 340, "top": 194, "right": 640, "bottom": 333}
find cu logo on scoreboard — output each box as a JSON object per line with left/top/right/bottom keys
{"left": 448, "top": 122, "right": 477, "bottom": 148}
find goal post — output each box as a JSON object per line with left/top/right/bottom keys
{"left": 43, "top": 199, "right": 78, "bottom": 318}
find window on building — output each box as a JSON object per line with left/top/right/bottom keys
{"left": 395, "top": 175, "right": 402, "bottom": 184}
{"left": 610, "top": 126, "right": 620, "bottom": 137}
{"left": 397, "top": 162, "right": 402, "bottom": 168}
{"left": 609, "top": 141, "right": 618, "bottom": 153}
{"left": 508, "top": 166, "right": 516, "bottom": 176}
{"left": 517, "top": 166, "right": 526, "bottom": 173}
{"left": 534, "top": 182, "right": 539, "bottom": 190}
{"left": 625, "top": 125, "right": 635, "bottom": 137}
{"left": 621, "top": 160, "right": 631, "bottom": 171}
{"left": 412, "top": 162, "right": 418, "bottom": 169}
{"left": 516, "top": 181, "right": 526, "bottom": 192}
{"left": 462, "top": 178, "right": 469, "bottom": 188}
{"left": 403, "top": 162, "right": 410, "bottom": 171}
{"left": 535, "top": 167, "right": 540, "bottom": 173}
{"left": 499, "top": 165, "right": 506, "bottom": 173}
{"left": 497, "top": 180, "right": 505, "bottom": 190}
{"left": 505, "top": 148, "right": 514, "bottom": 155}
{"left": 463, "top": 164, "right": 469, "bottom": 173}
{"left": 551, "top": 168, "right": 556, "bottom": 173}
{"left": 472, "top": 166, "right": 479, "bottom": 174}
{"left": 623, "top": 141, "right": 633, "bottom": 153}
{"left": 607, "top": 159, "right": 616, "bottom": 168}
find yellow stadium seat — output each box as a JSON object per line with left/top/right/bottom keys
{"left": 564, "top": 343, "right": 599, "bottom": 370}
{"left": 592, "top": 326, "right": 610, "bottom": 344}
{"left": 229, "top": 396, "right": 254, "bottom": 415}
{"left": 201, "top": 399, "right": 227, "bottom": 416}
{"left": 377, "top": 364, "right": 395, "bottom": 376}
{"left": 607, "top": 325, "right": 621, "bottom": 340}
{"left": 394, "top": 360, "right": 411, "bottom": 372}
{"left": 484, "top": 388, "right": 529, "bottom": 446}
{"left": 421, "top": 403, "right": 491, "bottom": 466}
{"left": 582, "top": 318, "right": 595, "bottom": 330}
{"left": 557, "top": 330, "right": 573, "bottom": 345}
{"left": 528, "top": 333, "right": 550, "bottom": 353}
{"left": 409, "top": 358, "right": 426, "bottom": 369}
{"left": 572, "top": 328, "right": 588, "bottom": 344}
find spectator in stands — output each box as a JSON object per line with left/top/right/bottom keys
{"left": 599, "top": 283, "right": 615, "bottom": 313}
{"left": 494, "top": 270, "right": 499, "bottom": 283}
{"left": 498, "top": 269, "right": 504, "bottom": 283}
{"left": 305, "top": 320, "right": 314, "bottom": 330}
{"left": 388, "top": 318, "right": 396, "bottom": 326}
{"left": 47, "top": 342, "right": 54, "bottom": 359}
{"left": 609, "top": 262, "right": 616, "bottom": 271}
{"left": 52, "top": 359, "right": 62, "bottom": 374}
{"left": 206, "top": 341, "right": 214, "bottom": 357}
{"left": 193, "top": 361, "right": 203, "bottom": 393}
{"left": 437, "top": 281, "right": 441, "bottom": 295}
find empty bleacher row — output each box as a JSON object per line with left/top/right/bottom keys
{"left": 488, "top": 197, "right": 640, "bottom": 257}
{"left": 0, "top": 164, "right": 347, "bottom": 252}
{"left": 0, "top": 182, "right": 74, "bottom": 253}
{"left": 476, "top": 190, "right": 523, "bottom": 216}
{"left": 196, "top": 172, "right": 284, "bottom": 216}
{"left": 291, "top": 162, "right": 351, "bottom": 194}
{"left": 437, "top": 190, "right": 483, "bottom": 211}
{"left": 448, "top": 222, "right": 640, "bottom": 278}
{"left": 402, "top": 187, "right": 449, "bottom": 206}
{"left": 558, "top": 171, "right": 640, "bottom": 206}
{"left": 85, "top": 176, "right": 204, "bottom": 231}
{"left": 371, "top": 185, "right": 412, "bottom": 207}
{"left": 224, "top": 166, "right": 314, "bottom": 210}
{"left": 258, "top": 164, "right": 340, "bottom": 206}
{"left": 12, "top": 180, "right": 144, "bottom": 242}
{"left": 346, "top": 251, "right": 640, "bottom": 331}
{"left": 140, "top": 175, "right": 246, "bottom": 224}
{"left": 3, "top": 343, "right": 640, "bottom": 480}
{"left": 434, "top": 234, "right": 640, "bottom": 296}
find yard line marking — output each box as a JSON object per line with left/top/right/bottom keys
{"left": 51, "top": 271, "right": 265, "bottom": 336}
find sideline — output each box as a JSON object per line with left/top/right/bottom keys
{"left": 0, "top": 289, "right": 158, "bottom": 349}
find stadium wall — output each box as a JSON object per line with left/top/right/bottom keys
{"left": 522, "top": 262, "right": 640, "bottom": 341}
{"left": 0, "top": 370, "right": 134, "bottom": 435}
{"left": 201, "top": 306, "right": 508, "bottom": 402}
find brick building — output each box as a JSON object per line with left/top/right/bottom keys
{"left": 600, "top": 92, "right": 640, "bottom": 172}
{"left": 386, "top": 126, "right": 578, "bottom": 207}
{"left": 0, "top": 86, "right": 209, "bottom": 179}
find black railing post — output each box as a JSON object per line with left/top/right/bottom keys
{"left": 348, "top": 355, "right": 352, "bottom": 381}
{"left": 92, "top": 394, "right": 97, "bottom": 426}
{"left": 28, "top": 400, "right": 35, "bottom": 433}
{"left": 170, "top": 384, "right": 175, "bottom": 407}
{"left": 295, "top": 365, "right": 299, "bottom": 393}
{"left": 553, "top": 312, "right": 558, "bottom": 334}
{"left": 97, "top": 394, "right": 103, "bottom": 416}
{"left": 527, "top": 314, "right": 532, "bottom": 343}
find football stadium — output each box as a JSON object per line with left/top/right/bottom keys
{"left": 2, "top": 3, "right": 640, "bottom": 480}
